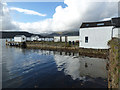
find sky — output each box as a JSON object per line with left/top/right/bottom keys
{"left": 0, "top": 0, "right": 119, "bottom": 34}
{"left": 8, "top": 2, "right": 67, "bottom": 23}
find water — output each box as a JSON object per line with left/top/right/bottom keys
{"left": 1, "top": 39, "right": 108, "bottom": 88}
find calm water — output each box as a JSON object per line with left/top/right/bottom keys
{"left": 1, "top": 39, "right": 108, "bottom": 88}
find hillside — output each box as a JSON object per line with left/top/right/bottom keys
{"left": 0, "top": 30, "right": 79, "bottom": 39}
{"left": 0, "top": 31, "right": 44, "bottom": 38}
{"left": 47, "top": 31, "right": 79, "bottom": 37}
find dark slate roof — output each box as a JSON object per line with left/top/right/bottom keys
{"left": 80, "top": 17, "right": 120, "bottom": 28}
{"left": 15, "top": 35, "right": 25, "bottom": 37}
{"left": 31, "top": 35, "right": 39, "bottom": 37}
{"left": 111, "top": 17, "right": 120, "bottom": 27}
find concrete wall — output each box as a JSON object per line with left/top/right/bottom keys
{"left": 79, "top": 26, "right": 114, "bottom": 49}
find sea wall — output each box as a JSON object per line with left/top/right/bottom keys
{"left": 26, "top": 42, "right": 108, "bottom": 59}
{"left": 108, "top": 38, "right": 120, "bottom": 89}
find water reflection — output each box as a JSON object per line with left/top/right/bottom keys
{"left": 1, "top": 39, "right": 108, "bottom": 88}
{"left": 54, "top": 55, "right": 82, "bottom": 80}
{"left": 54, "top": 54, "right": 107, "bottom": 81}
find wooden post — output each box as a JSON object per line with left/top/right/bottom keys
{"left": 65, "top": 36, "right": 67, "bottom": 46}
{"left": 60, "top": 36, "right": 62, "bottom": 42}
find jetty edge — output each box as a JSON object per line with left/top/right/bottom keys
{"left": 6, "top": 41, "right": 109, "bottom": 59}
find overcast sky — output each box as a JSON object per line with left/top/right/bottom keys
{"left": 0, "top": 0, "right": 119, "bottom": 34}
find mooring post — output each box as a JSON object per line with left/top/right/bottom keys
{"left": 60, "top": 36, "right": 62, "bottom": 42}
{"left": 65, "top": 36, "right": 67, "bottom": 47}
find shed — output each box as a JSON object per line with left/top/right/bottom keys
{"left": 14, "top": 35, "right": 26, "bottom": 42}
{"left": 31, "top": 35, "right": 39, "bottom": 41}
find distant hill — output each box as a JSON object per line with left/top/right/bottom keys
{"left": 0, "top": 30, "right": 79, "bottom": 39}
{"left": 47, "top": 31, "right": 79, "bottom": 37}
{"left": 0, "top": 31, "right": 44, "bottom": 38}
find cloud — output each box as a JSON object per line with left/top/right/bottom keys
{"left": 15, "top": 19, "right": 53, "bottom": 33}
{"left": 1, "top": 0, "right": 119, "bottom": 34}
{"left": 10, "top": 7, "right": 47, "bottom": 17}
{"left": 0, "top": 2, "right": 20, "bottom": 30}
{"left": 19, "top": 0, "right": 118, "bottom": 33}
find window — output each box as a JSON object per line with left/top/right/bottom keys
{"left": 85, "top": 37, "right": 88, "bottom": 43}
{"left": 86, "top": 24, "right": 89, "bottom": 26}
{"left": 97, "top": 23, "right": 104, "bottom": 26}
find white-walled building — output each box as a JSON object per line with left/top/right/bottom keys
{"left": 79, "top": 17, "right": 120, "bottom": 49}
{"left": 47, "top": 37, "right": 54, "bottom": 41}
{"left": 38, "top": 37, "right": 54, "bottom": 42}
{"left": 31, "top": 35, "right": 39, "bottom": 41}
{"left": 54, "top": 36, "right": 61, "bottom": 42}
{"left": 68, "top": 36, "right": 79, "bottom": 42}
{"left": 54, "top": 36, "right": 79, "bottom": 42}
{"left": 14, "top": 35, "right": 26, "bottom": 42}
{"left": 26, "top": 37, "right": 31, "bottom": 41}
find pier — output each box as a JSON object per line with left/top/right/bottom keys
{"left": 6, "top": 41, "right": 27, "bottom": 48}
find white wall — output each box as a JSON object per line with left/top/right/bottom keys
{"left": 54, "top": 36, "right": 79, "bottom": 42}
{"left": 68, "top": 36, "right": 79, "bottom": 42}
{"left": 44, "top": 38, "right": 50, "bottom": 41}
{"left": 119, "top": 28, "right": 120, "bottom": 38}
{"left": 38, "top": 38, "right": 53, "bottom": 41}
{"left": 14, "top": 36, "right": 26, "bottom": 42}
{"left": 79, "top": 26, "right": 113, "bottom": 49}
{"left": 54, "top": 36, "right": 60, "bottom": 42}
{"left": 113, "top": 28, "right": 120, "bottom": 38}
{"left": 31, "top": 36, "right": 39, "bottom": 41}
{"left": 26, "top": 37, "right": 31, "bottom": 41}
{"left": 14, "top": 37, "right": 21, "bottom": 42}
{"left": 49, "top": 38, "right": 54, "bottom": 41}
{"left": 62, "top": 36, "right": 65, "bottom": 42}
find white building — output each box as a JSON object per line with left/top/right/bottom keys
{"left": 38, "top": 37, "right": 54, "bottom": 42}
{"left": 14, "top": 35, "right": 26, "bottom": 42}
{"left": 49, "top": 38, "right": 54, "bottom": 41}
{"left": 26, "top": 37, "right": 31, "bottom": 41}
{"left": 54, "top": 36, "right": 61, "bottom": 42}
{"left": 45, "top": 37, "right": 54, "bottom": 41}
{"left": 79, "top": 17, "right": 120, "bottom": 49}
{"left": 31, "top": 35, "right": 39, "bottom": 41}
{"left": 68, "top": 36, "right": 79, "bottom": 42}
{"left": 54, "top": 36, "right": 79, "bottom": 42}
{"left": 38, "top": 38, "right": 42, "bottom": 41}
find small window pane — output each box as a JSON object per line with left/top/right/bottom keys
{"left": 86, "top": 24, "right": 89, "bottom": 26}
{"left": 97, "top": 23, "right": 104, "bottom": 26}
{"left": 85, "top": 37, "right": 88, "bottom": 43}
